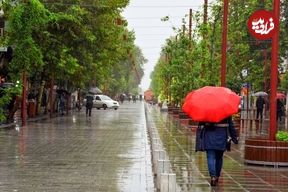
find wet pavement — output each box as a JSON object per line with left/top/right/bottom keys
{"left": 145, "top": 105, "right": 288, "bottom": 192}
{"left": 1, "top": 102, "right": 288, "bottom": 192}
{"left": 0, "top": 101, "right": 154, "bottom": 192}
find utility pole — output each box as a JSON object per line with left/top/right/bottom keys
{"left": 189, "top": 9, "right": 192, "bottom": 40}
{"left": 220, "top": 0, "right": 228, "bottom": 87}
{"left": 204, "top": 0, "right": 208, "bottom": 24}
{"left": 270, "top": 0, "right": 280, "bottom": 141}
{"left": 189, "top": 9, "right": 192, "bottom": 50}
{"left": 263, "top": 49, "right": 267, "bottom": 92}
{"left": 21, "top": 72, "right": 27, "bottom": 126}
{"left": 201, "top": 1, "right": 208, "bottom": 78}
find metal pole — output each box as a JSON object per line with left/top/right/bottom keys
{"left": 21, "top": 71, "right": 27, "bottom": 126}
{"left": 204, "top": 0, "right": 208, "bottom": 24}
{"left": 263, "top": 49, "right": 267, "bottom": 92}
{"left": 263, "top": 49, "right": 268, "bottom": 117}
{"left": 49, "top": 76, "right": 54, "bottom": 118}
{"left": 221, "top": 0, "right": 228, "bottom": 87}
{"left": 189, "top": 9, "right": 193, "bottom": 50}
{"left": 270, "top": 0, "right": 280, "bottom": 141}
{"left": 189, "top": 9, "right": 192, "bottom": 40}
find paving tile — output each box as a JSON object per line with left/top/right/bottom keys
{"left": 0, "top": 102, "right": 155, "bottom": 192}
{"left": 146, "top": 105, "right": 288, "bottom": 192}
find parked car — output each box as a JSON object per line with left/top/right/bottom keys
{"left": 83, "top": 94, "right": 119, "bottom": 110}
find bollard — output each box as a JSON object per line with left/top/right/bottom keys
{"left": 157, "top": 160, "right": 170, "bottom": 175}
{"left": 152, "top": 142, "right": 161, "bottom": 151}
{"left": 160, "top": 173, "right": 176, "bottom": 192}
{"left": 156, "top": 160, "right": 170, "bottom": 189}
{"left": 153, "top": 150, "right": 166, "bottom": 172}
{"left": 152, "top": 138, "right": 160, "bottom": 148}
{"left": 151, "top": 132, "right": 159, "bottom": 139}
{"left": 152, "top": 138, "right": 162, "bottom": 148}
{"left": 153, "top": 150, "right": 165, "bottom": 165}
{"left": 152, "top": 138, "right": 159, "bottom": 144}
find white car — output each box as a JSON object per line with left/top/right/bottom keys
{"left": 84, "top": 94, "right": 119, "bottom": 110}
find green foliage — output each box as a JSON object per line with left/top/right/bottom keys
{"left": 0, "top": 82, "right": 22, "bottom": 122}
{"left": 280, "top": 72, "right": 288, "bottom": 91}
{"left": 276, "top": 131, "right": 288, "bottom": 142}
{"left": 151, "top": 0, "right": 288, "bottom": 107}
{"left": 6, "top": 0, "right": 49, "bottom": 75}
{"left": 0, "top": 0, "right": 144, "bottom": 120}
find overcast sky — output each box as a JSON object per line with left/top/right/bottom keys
{"left": 123, "top": 0, "right": 216, "bottom": 92}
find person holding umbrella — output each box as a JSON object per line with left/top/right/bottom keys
{"left": 256, "top": 96, "right": 265, "bottom": 120}
{"left": 85, "top": 94, "right": 94, "bottom": 117}
{"left": 182, "top": 86, "right": 240, "bottom": 186}
{"left": 277, "top": 98, "right": 285, "bottom": 121}
{"left": 199, "top": 117, "right": 238, "bottom": 186}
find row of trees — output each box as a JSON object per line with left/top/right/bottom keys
{"left": 151, "top": 0, "right": 288, "bottom": 106}
{"left": 0, "top": 0, "right": 145, "bottom": 121}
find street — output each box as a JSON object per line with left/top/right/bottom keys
{"left": 1, "top": 101, "right": 288, "bottom": 192}
{"left": 0, "top": 101, "right": 154, "bottom": 192}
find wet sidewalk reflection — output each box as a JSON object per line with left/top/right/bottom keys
{"left": 146, "top": 105, "right": 288, "bottom": 192}
{"left": 0, "top": 101, "right": 154, "bottom": 192}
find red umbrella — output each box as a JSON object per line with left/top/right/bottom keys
{"left": 182, "top": 86, "right": 241, "bottom": 123}
{"left": 277, "top": 93, "right": 286, "bottom": 99}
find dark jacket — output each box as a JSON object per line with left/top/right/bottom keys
{"left": 199, "top": 117, "right": 238, "bottom": 151}
{"left": 277, "top": 99, "right": 284, "bottom": 112}
{"left": 85, "top": 95, "right": 94, "bottom": 108}
{"left": 256, "top": 96, "right": 265, "bottom": 110}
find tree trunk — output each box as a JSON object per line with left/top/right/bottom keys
{"left": 36, "top": 81, "right": 45, "bottom": 115}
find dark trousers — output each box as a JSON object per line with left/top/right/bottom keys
{"left": 256, "top": 108, "right": 263, "bottom": 119}
{"left": 277, "top": 110, "right": 283, "bottom": 121}
{"left": 86, "top": 103, "right": 93, "bottom": 116}
{"left": 86, "top": 107, "right": 92, "bottom": 116}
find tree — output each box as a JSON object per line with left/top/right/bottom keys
{"left": 0, "top": 0, "right": 144, "bottom": 120}
{"left": 151, "top": 0, "right": 288, "bottom": 106}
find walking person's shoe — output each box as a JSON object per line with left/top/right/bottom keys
{"left": 210, "top": 176, "right": 217, "bottom": 186}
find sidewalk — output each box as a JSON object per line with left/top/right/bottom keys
{"left": 0, "top": 101, "right": 154, "bottom": 192}
{"left": 145, "top": 104, "right": 288, "bottom": 192}
{"left": 1, "top": 102, "right": 288, "bottom": 191}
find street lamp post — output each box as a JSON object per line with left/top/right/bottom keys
{"left": 221, "top": 0, "right": 229, "bottom": 87}
{"left": 21, "top": 71, "right": 27, "bottom": 126}
{"left": 270, "top": 0, "right": 280, "bottom": 140}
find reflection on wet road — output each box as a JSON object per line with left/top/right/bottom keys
{"left": 0, "top": 102, "right": 154, "bottom": 192}
{"left": 146, "top": 105, "right": 288, "bottom": 192}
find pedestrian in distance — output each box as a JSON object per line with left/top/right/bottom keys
{"left": 85, "top": 94, "right": 94, "bottom": 117}
{"left": 256, "top": 96, "right": 265, "bottom": 120}
{"left": 277, "top": 99, "right": 285, "bottom": 122}
{"left": 196, "top": 116, "right": 238, "bottom": 186}
{"left": 132, "top": 95, "right": 136, "bottom": 103}
{"left": 59, "top": 93, "right": 66, "bottom": 116}
{"left": 119, "top": 94, "right": 125, "bottom": 104}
